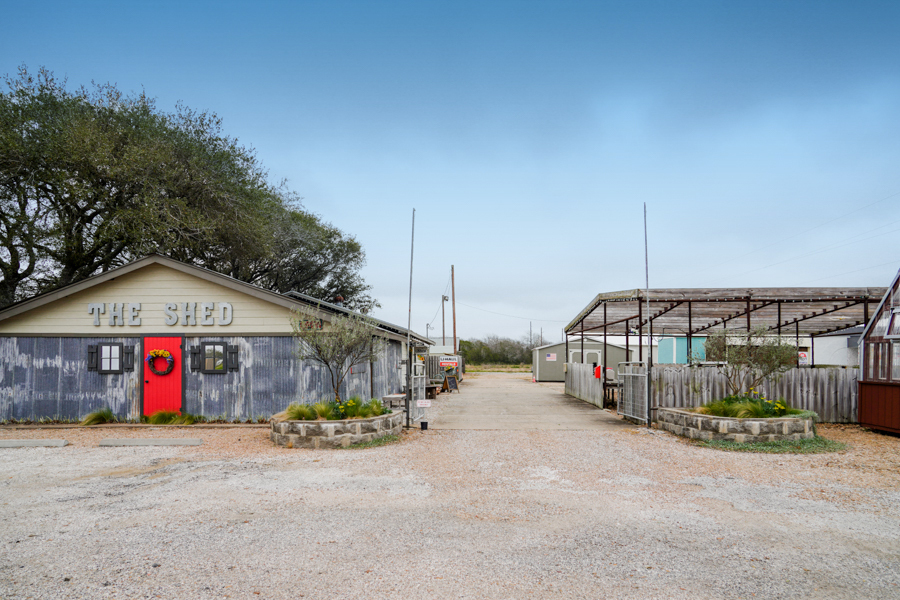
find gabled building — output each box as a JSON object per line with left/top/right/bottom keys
{"left": 858, "top": 269, "right": 900, "bottom": 434}
{"left": 0, "top": 255, "right": 429, "bottom": 422}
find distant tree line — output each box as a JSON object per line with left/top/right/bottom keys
{"left": 0, "top": 66, "right": 376, "bottom": 311}
{"left": 459, "top": 334, "right": 537, "bottom": 365}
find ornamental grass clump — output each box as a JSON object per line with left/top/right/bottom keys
{"left": 273, "top": 398, "right": 390, "bottom": 422}
{"left": 147, "top": 410, "right": 180, "bottom": 424}
{"left": 285, "top": 403, "right": 317, "bottom": 421}
{"left": 170, "top": 412, "right": 199, "bottom": 425}
{"left": 313, "top": 402, "right": 334, "bottom": 419}
{"left": 80, "top": 407, "right": 116, "bottom": 426}
{"left": 367, "top": 399, "right": 385, "bottom": 416}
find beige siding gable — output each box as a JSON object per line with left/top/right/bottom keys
{"left": 0, "top": 263, "right": 312, "bottom": 336}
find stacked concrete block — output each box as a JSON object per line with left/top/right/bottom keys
{"left": 270, "top": 411, "right": 404, "bottom": 449}
{"left": 656, "top": 408, "right": 814, "bottom": 443}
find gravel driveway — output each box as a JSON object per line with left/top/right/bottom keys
{"left": 1, "top": 372, "right": 899, "bottom": 599}
{"left": 433, "top": 372, "right": 633, "bottom": 430}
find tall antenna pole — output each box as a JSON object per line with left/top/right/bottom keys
{"left": 451, "top": 265, "right": 457, "bottom": 354}
{"left": 407, "top": 208, "right": 415, "bottom": 346}
{"left": 441, "top": 297, "right": 445, "bottom": 345}
{"left": 644, "top": 202, "right": 651, "bottom": 429}
{"left": 406, "top": 209, "right": 415, "bottom": 427}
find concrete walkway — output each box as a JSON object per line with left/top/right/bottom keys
{"left": 431, "top": 371, "right": 636, "bottom": 430}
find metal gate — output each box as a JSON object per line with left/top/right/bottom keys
{"left": 617, "top": 362, "right": 648, "bottom": 423}
{"left": 407, "top": 361, "right": 427, "bottom": 423}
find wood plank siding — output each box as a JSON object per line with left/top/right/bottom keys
{"left": 564, "top": 364, "right": 860, "bottom": 423}
{"left": 0, "top": 337, "right": 141, "bottom": 421}
{"left": 0, "top": 336, "right": 404, "bottom": 421}
{"left": 0, "top": 263, "right": 299, "bottom": 336}
{"left": 564, "top": 363, "right": 604, "bottom": 409}
{"left": 650, "top": 365, "right": 859, "bottom": 423}
{"left": 858, "top": 382, "right": 900, "bottom": 434}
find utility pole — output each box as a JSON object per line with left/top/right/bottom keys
{"left": 644, "top": 202, "right": 651, "bottom": 429}
{"left": 406, "top": 209, "right": 416, "bottom": 428}
{"left": 442, "top": 295, "right": 449, "bottom": 346}
{"left": 451, "top": 265, "right": 457, "bottom": 354}
{"left": 529, "top": 322, "right": 532, "bottom": 347}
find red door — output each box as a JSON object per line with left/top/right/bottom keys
{"left": 143, "top": 336, "right": 183, "bottom": 416}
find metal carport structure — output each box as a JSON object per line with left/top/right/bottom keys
{"left": 565, "top": 287, "right": 887, "bottom": 365}
{"left": 564, "top": 288, "right": 886, "bottom": 424}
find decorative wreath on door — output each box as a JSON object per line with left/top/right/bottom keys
{"left": 145, "top": 349, "right": 175, "bottom": 376}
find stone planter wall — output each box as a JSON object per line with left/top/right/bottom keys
{"left": 657, "top": 407, "right": 815, "bottom": 443}
{"left": 270, "top": 410, "right": 404, "bottom": 449}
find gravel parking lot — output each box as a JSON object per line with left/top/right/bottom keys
{"left": 1, "top": 373, "right": 899, "bottom": 599}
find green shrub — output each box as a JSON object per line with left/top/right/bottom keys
{"left": 80, "top": 407, "right": 116, "bottom": 426}
{"left": 367, "top": 399, "right": 385, "bottom": 416}
{"left": 697, "top": 390, "right": 807, "bottom": 419}
{"left": 342, "top": 397, "right": 362, "bottom": 418}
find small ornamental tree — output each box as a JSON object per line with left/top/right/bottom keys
{"left": 703, "top": 327, "right": 798, "bottom": 396}
{"left": 291, "top": 306, "right": 386, "bottom": 403}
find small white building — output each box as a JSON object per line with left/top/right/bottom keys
{"left": 532, "top": 339, "right": 633, "bottom": 382}
{"left": 813, "top": 326, "right": 863, "bottom": 367}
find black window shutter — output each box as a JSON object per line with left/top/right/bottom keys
{"left": 123, "top": 346, "right": 135, "bottom": 371}
{"left": 190, "top": 346, "right": 201, "bottom": 372}
{"left": 227, "top": 345, "right": 239, "bottom": 371}
{"left": 87, "top": 345, "right": 98, "bottom": 371}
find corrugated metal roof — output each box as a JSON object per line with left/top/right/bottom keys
{"left": 566, "top": 287, "right": 888, "bottom": 338}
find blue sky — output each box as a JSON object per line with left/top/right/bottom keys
{"left": 3, "top": 1, "right": 899, "bottom": 340}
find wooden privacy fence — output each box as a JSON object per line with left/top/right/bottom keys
{"left": 653, "top": 366, "right": 859, "bottom": 423}
{"left": 565, "top": 363, "right": 604, "bottom": 409}
{"left": 565, "top": 363, "right": 859, "bottom": 423}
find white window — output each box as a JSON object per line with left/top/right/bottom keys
{"left": 202, "top": 342, "right": 227, "bottom": 374}
{"left": 887, "top": 310, "right": 900, "bottom": 339}
{"left": 892, "top": 343, "right": 900, "bottom": 381}
{"left": 873, "top": 312, "right": 891, "bottom": 337}
{"left": 99, "top": 343, "right": 123, "bottom": 374}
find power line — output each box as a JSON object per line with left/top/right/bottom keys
{"left": 727, "top": 221, "right": 900, "bottom": 281}
{"left": 799, "top": 260, "right": 900, "bottom": 284}
{"left": 456, "top": 301, "right": 568, "bottom": 323}
{"left": 426, "top": 269, "right": 453, "bottom": 330}
{"left": 706, "top": 189, "right": 900, "bottom": 272}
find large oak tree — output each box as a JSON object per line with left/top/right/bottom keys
{"left": 0, "top": 66, "right": 375, "bottom": 310}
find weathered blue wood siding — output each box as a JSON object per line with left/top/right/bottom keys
{"left": 372, "top": 341, "right": 403, "bottom": 400}
{"left": 0, "top": 336, "right": 406, "bottom": 421}
{"left": 183, "top": 337, "right": 404, "bottom": 419}
{"left": 0, "top": 337, "right": 141, "bottom": 421}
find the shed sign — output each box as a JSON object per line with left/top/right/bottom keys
{"left": 439, "top": 356, "right": 459, "bottom": 366}
{"left": 87, "top": 302, "right": 234, "bottom": 326}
